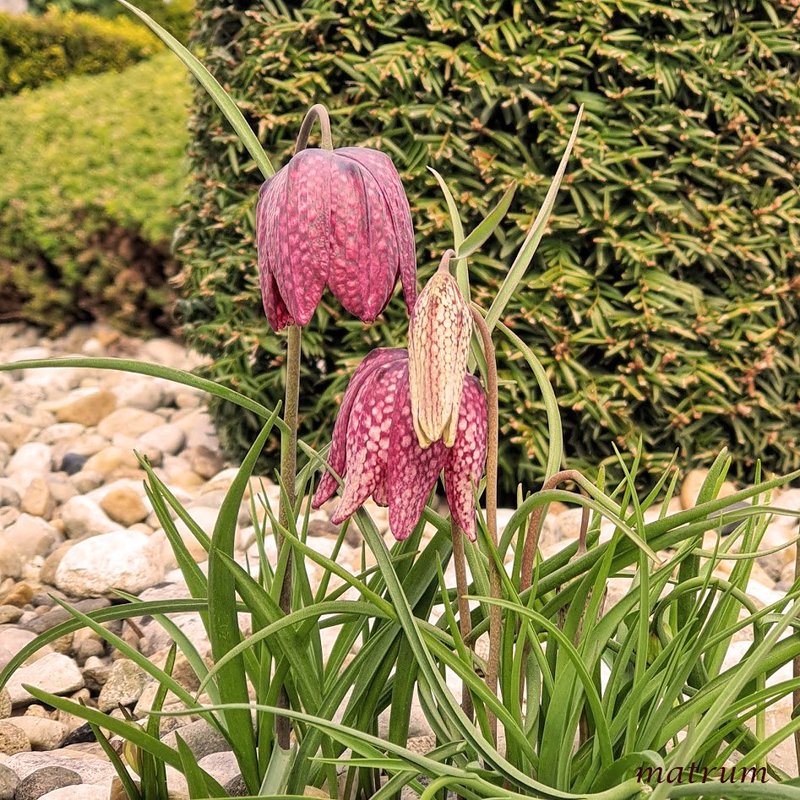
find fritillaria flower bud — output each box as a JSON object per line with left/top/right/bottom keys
{"left": 312, "top": 349, "right": 487, "bottom": 541}
{"left": 408, "top": 250, "right": 472, "bottom": 449}
{"left": 256, "top": 127, "right": 417, "bottom": 331}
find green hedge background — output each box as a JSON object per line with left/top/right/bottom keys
{"left": 176, "top": 0, "right": 800, "bottom": 490}
{"left": 0, "top": 52, "right": 189, "bottom": 334}
{"left": 0, "top": 9, "right": 160, "bottom": 95}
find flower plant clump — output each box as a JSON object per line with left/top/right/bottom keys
{"left": 3, "top": 3, "right": 800, "bottom": 800}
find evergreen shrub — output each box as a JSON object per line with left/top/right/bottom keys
{"left": 177, "top": 0, "right": 800, "bottom": 488}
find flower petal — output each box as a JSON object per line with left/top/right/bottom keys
{"left": 337, "top": 147, "right": 417, "bottom": 314}
{"left": 330, "top": 360, "right": 405, "bottom": 525}
{"left": 408, "top": 263, "right": 472, "bottom": 448}
{"left": 328, "top": 151, "right": 397, "bottom": 322}
{"left": 270, "top": 149, "right": 331, "bottom": 327}
{"left": 256, "top": 171, "right": 294, "bottom": 330}
{"left": 386, "top": 370, "right": 448, "bottom": 540}
{"left": 443, "top": 375, "right": 488, "bottom": 541}
{"left": 312, "top": 348, "right": 406, "bottom": 508}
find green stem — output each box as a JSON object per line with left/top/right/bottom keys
{"left": 451, "top": 519, "right": 474, "bottom": 722}
{"left": 794, "top": 541, "right": 800, "bottom": 772}
{"left": 275, "top": 323, "right": 301, "bottom": 750}
{"left": 274, "top": 102, "right": 333, "bottom": 750}
{"left": 470, "top": 307, "right": 501, "bottom": 744}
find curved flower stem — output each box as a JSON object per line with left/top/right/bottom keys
{"left": 520, "top": 469, "right": 588, "bottom": 594}
{"left": 295, "top": 103, "right": 333, "bottom": 151}
{"left": 451, "top": 519, "right": 474, "bottom": 721}
{"left": 794, "top": 541, "right": 800, "bottom": 770}
{"left": 470, "top": 306, "right": 501, "bottom": 743}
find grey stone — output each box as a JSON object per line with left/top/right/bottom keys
{"left": 14, "top": 767, "right": 81, "bottom": 800}
{"left": 5, "top": 652, "right": 84, "bottom": 706}
{"left": 81, "top": 657, "right": 111, "bottom": 692}
{"left": 162, "top": 719, "right": 230, "bottom": 761}
{"left": 9, "top": 717, "right": 68, "bottom": 750}
{"left": 59, "top": 455, "right": 87, "bottom": 476}
{"left": 196, "top": 750, "right": 239, "bottom": 787}
{"left": 223, "top": 774, "right": 248, "bottom": 797}
{"left": 97, "top": 659, "right": 148, "bottom": 711}
{"left": 0, "top": 763, "right": 18, "bottom": 800}
{"left": 54, "top": 530, "right": 163, "bottom": 597}
{"left": 1, "top": 752, "right": 114, "bottom": 787}
{"left": 26, "top": 599, "right": 109, "bottom": 635}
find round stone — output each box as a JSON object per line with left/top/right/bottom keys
{"left": 14, "top": 767, "right": 81, "bottom": 800}
{"left": 0, "top": 721, "right": 30, "bottom": 754}
{"left": 7, "top": 444, "right": 52, "bottom": 477}
{"left": 9, "top": 717, "right": 68, "bottom": 751}
{"left": 99, "top": 487, "right": 148, "bottom": 527}
{"left": 55, "top": 390, "right": 116, "bottom": 428}
{"left": 54, "top": 530, "right": 164, "bottom": 597}
{"left": 0, "top": 763, "right": 19, "bottom": 800}
{"left": 97, "top": 659, "right": 148, "bottom": 711}
{"left": 59, "top": 454, "right": 87, "bottom": 476}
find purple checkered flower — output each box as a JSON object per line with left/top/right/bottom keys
{"left": 312, "top": 349, "right": 487, "bottom": 541}
{"left": 256, "top": 147, "right": 416, "bottom": 331}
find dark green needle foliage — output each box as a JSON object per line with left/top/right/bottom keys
{"left": 177, "top": 0, "right": 800, "bottom": 489}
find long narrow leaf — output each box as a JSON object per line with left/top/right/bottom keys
{"left": 114, "top": 0, "right": 273, "bottom": 178}
{"left": 485, "top": 108, "right": 583, "bottom": 333}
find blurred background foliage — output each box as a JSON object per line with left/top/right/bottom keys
{"left": 0, "top": 51, "right": 189, "bottom": 333}
{"left": 176, "top": 0, "right": 800, "bottom": 491}
{"left": 0, "top": 8, "right": 159, "bottom": 94}
{"left": 27, "top": 0, "right": 193, "bottom": 41}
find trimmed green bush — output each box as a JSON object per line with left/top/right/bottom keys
{"left": 177, "top": 0, "right": 800, "bottom": 489}
{"left": 29, "top": 0, "right": 195, "bottom": 45}
{"left": 0, "top": 8, "right": 160, "bottom": 95}
{"left": 0, "top": 52, "right": 189, "bottom": 334}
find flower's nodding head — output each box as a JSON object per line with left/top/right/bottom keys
{"left": 408, "top": 250, "right": 473, "bottom": 449}
{"left": 256, "top": 143, "right": 416, "bottom": 332}
{"left": 312, "top": 349, "right": 487, "bottom": 541}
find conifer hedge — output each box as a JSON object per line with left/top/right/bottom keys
{"left": 177, "top": 0, "right": 800, "bottom": 489}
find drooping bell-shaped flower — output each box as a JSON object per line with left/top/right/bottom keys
{"left": 256, "top": 146, "right": 417, "bottom": 331}
{"left": 312, "top": 349, "right": 487, "bottom": 540}
{"left": 408, "top": 250, "right": 472, "bottom": 449}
